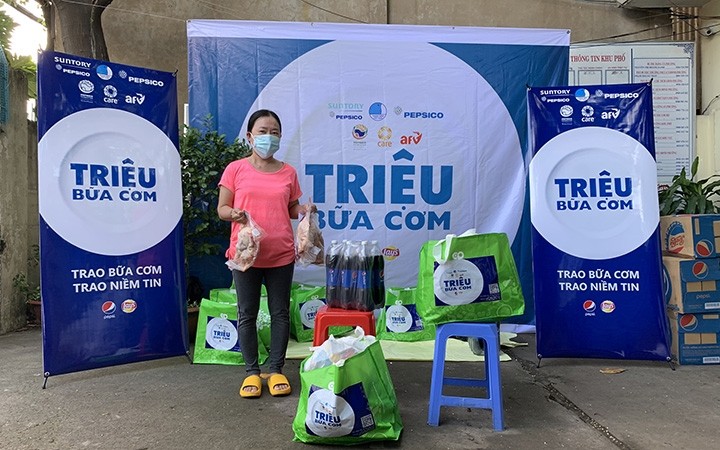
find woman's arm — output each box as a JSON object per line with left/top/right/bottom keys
{"left": 218, "top": 186, "right": 242, "bottom": 222}
{"left": 289, "top": 199, "right": 302, "bottom": 220}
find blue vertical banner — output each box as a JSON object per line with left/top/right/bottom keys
{"left": 528, "top": 83, "right": 671, "bottom": 361}
{"left": 37, "top": 51, "right": 188, "bottom": 376}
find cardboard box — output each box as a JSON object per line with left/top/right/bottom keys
{"left": 660, "top": 214, "right": 720, "bottom": 259}
{"left": 668, "top": 309, "right": 720, "bottom": 365}
{"left": 663, "top": 255, "right": 720, "bottom": 313}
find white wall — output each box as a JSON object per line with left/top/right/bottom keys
{"left": 698, "top": 0, "right": 720, "bottom": 178}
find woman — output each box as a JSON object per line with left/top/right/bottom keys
{"left": 217, "top": 109, "right": 304, "bottom": 398}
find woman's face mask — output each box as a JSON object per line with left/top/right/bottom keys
{"left": 252, "top": 134, "right": 281, "bottom": 159}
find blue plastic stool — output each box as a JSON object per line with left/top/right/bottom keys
{"left": 427, "top": 322, "right": 504, "bottom": 431}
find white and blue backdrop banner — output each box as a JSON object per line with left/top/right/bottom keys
{"left": 187, "top": 21, "right": 570, "bottom": 320}
{"left": 37, "top": 51, "right": 188, "bottom": 377}
{"left": 528, "top": 83, "right": 671, "bottom": 361}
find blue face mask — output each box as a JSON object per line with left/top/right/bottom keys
{"left": 252, "top": 134, "right": 281, "bottom": 159}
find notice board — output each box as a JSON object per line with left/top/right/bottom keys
{"left": 570, "top": 42, "right": 695, "bottom": 185}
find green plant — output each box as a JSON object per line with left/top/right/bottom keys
{"left": 180, "top": 116, "right": 251, "bottom": 258}
{"left": 12, "top": 244, "right": 40, "bottom": 302}
{"left": 659, "top": 157, "right": 720, "bottom": 216}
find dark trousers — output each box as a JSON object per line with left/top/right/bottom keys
{"left": 232, "top": 262, "right": 294, "bottom": 376}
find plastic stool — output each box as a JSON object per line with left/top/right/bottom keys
{"left": 312, "top": 305, "right": 376, "bottom": 346}
{"left": 427, "top": 322, "right": 504, "bottom": 431}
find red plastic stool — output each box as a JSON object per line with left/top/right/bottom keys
{"left": 312, "top": 305, "right": 376, "bottom": 346}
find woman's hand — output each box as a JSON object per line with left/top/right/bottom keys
{"left": 230, "top": 208, "right": 247, "bottom": 223}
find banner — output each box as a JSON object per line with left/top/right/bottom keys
{"left": 37, "top": 51, "right": 187, "bottom": 376}
{"left": 187, "top": 21, "right": 569, "bottom": 315}
{"left": 528, "top": 83, "right": 671, "bottom": 360}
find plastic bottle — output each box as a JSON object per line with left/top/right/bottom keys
{"left": 325, "top": 240, "right": 341, "bottom": 308}
{"left": 356, "top": 241, "right": 373, "bottom": 311}
{"left": 339, "top": 240, "right": 354, "bottom": 309}
{"left": 370, "top": 240, "right": 385, "bottom": 307}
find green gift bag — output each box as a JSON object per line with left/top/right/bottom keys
{"left": 377, "top": 287, "right": 435, "bottom": 341}
{"left": 290, "top": 283, "right": 327, "bottom": 342}
{"left": 193, "top": 298, "right": 269, "bottom": 365}
{"left": 207, "top": 285, "right": 272, "bottom": 350}
{"left": 292, "top": 340, "right": 403, "bottom": 445}
{"left": 417, "top": 231, "right": 524, "bottom": 326}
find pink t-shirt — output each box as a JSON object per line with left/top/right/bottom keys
{"left": 219, "top": 158, "right": 302, "bottom": 268}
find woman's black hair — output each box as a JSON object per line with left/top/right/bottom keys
{"left": 247, "top": 109, "right": 282, "bottom": 133}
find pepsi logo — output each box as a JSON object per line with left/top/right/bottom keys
{"left": 679, "top": 314, "right": 698, "bottom": 331}
{"left": 121, "top": 299, "right": 137, "bottom": 313}
{"left": 665, "top": 221, "right": 685, "bottom": 254}
{"left": 600, "top": 300, "right": 615, "bottom": 313}
{"left": 101, "top": 301, "right": 116, "bottom": 314}
{"left": 692, "top": 261, "right": 708, "bottom": 279}
{"left": 696, "top": 240, "right": 713, "bottom": 257}
{"left": 583, "top": 300, "right": 596, "bottom": 312}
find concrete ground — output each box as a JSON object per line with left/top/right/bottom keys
{"left": 1, "top": 327, "right": 718, "bottom": 450}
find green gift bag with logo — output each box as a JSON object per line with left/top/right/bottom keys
{"left": 416, "top": 231, "right": 525, "bottom": 326}
{"left": 290, "top": 284, "right": 327, "bottom": 343}
{"left": 193, "top": 298, "right": 269, "bottom": 365}
{"left": 208, "top": 284, "right": 272, "bottom": 350}
{"left": 376, "top": 287, "right": 435, "bottom": 341}
{"left": 292, "top": 340, "right": 403, "bottom": 445}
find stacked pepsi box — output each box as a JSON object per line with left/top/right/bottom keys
{"left": 661, "top": 214, "right": 720, "bottom": 365}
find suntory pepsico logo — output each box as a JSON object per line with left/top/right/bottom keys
{"left": 121, "top": 299, "right": 137, "bottom": 313}
{"left": 101, "top": 301, "right": 116, "bottom": 314}
{"left": 692, "top": 261, "right": 709, "bottom": 279}
{"left": 696, "top": 239, "right": 713, "bottom": 257}
{"left": 382, "top": 246, "right": 400, "bottom": 261}
{"left": 600, "top": 300, "right": 615, "bottom": 313}
{"left": 665, "top": 221, "right": 685, "bottom": 254}
{"left": 679, "top": 314, "right": 698, "bottom": 331}
{"left": 583, "top": 300, "right": 596, "bottom": 313}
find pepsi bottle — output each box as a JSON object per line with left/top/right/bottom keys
{"left": 325, "top": 240, "right": 341, "bottom": 308}
{"left": 370, "top": 240, "right": 385, "bottom": 307}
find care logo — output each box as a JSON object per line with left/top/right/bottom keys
{"left": 581, "top": 105, "right": 594, "bottom": 117}
{"left": 377, "top": 126, "right": 392, "bottom": 140}
{"left": 103, "top": 85, "right": 118, "bottom": 98}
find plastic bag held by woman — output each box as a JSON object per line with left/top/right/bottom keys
{"left": 295, "top": 199, "right": 324, "bottom": 266}
{"left": 227, "top": 210, "right": 265, "bottom": 272}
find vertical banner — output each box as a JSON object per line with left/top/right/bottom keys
{"left": 187, "top": 21, "right": 570, "bottom": 319}
{"left": 37, "top": 51, "right": 187, "bottom": 376}
{"left": 528, "top": 83, "right": 670, "bottom": 361}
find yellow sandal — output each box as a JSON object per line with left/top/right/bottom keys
{"left": 239, "top": 374, "right": 262, "bottom": 398}
{"left": 267, "top": 373, "right": 291, "bottom": 397}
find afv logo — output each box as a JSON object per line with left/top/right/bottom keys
{"left": 400, "top": 131, "right": 422, "bottom": 145}
{"left": 125, "top": 93, "right": 145, "bottom": 105}
{"left": 601, "top": 108, "right": 620, "bottom": 120}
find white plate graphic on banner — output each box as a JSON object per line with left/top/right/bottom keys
{"left": 38, "top": 108, "right": 182, "bottom": 255}
{"left": 433, "top": 258, "right": 484, "bottom": 305}
{"left": 243, "top": 40, "right": 525, "bottom": 288}
{"left": 529, "top": 127, "right": 659, "bottom": 260}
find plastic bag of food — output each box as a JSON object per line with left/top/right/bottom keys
{"left": 295, "top": 199, "right": 325, "bottom": 266}
{"left": 226, "top": 210, "right": 265, "bottom": 272}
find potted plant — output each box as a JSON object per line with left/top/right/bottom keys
{"left": 12, "top": 244, "right": 41, "bottom": 325}
{"left": 658, "top": 156, "right": 720, "bottom": 216}
{"left": 180, "top": 116, "right": 251, "bottom": 340}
